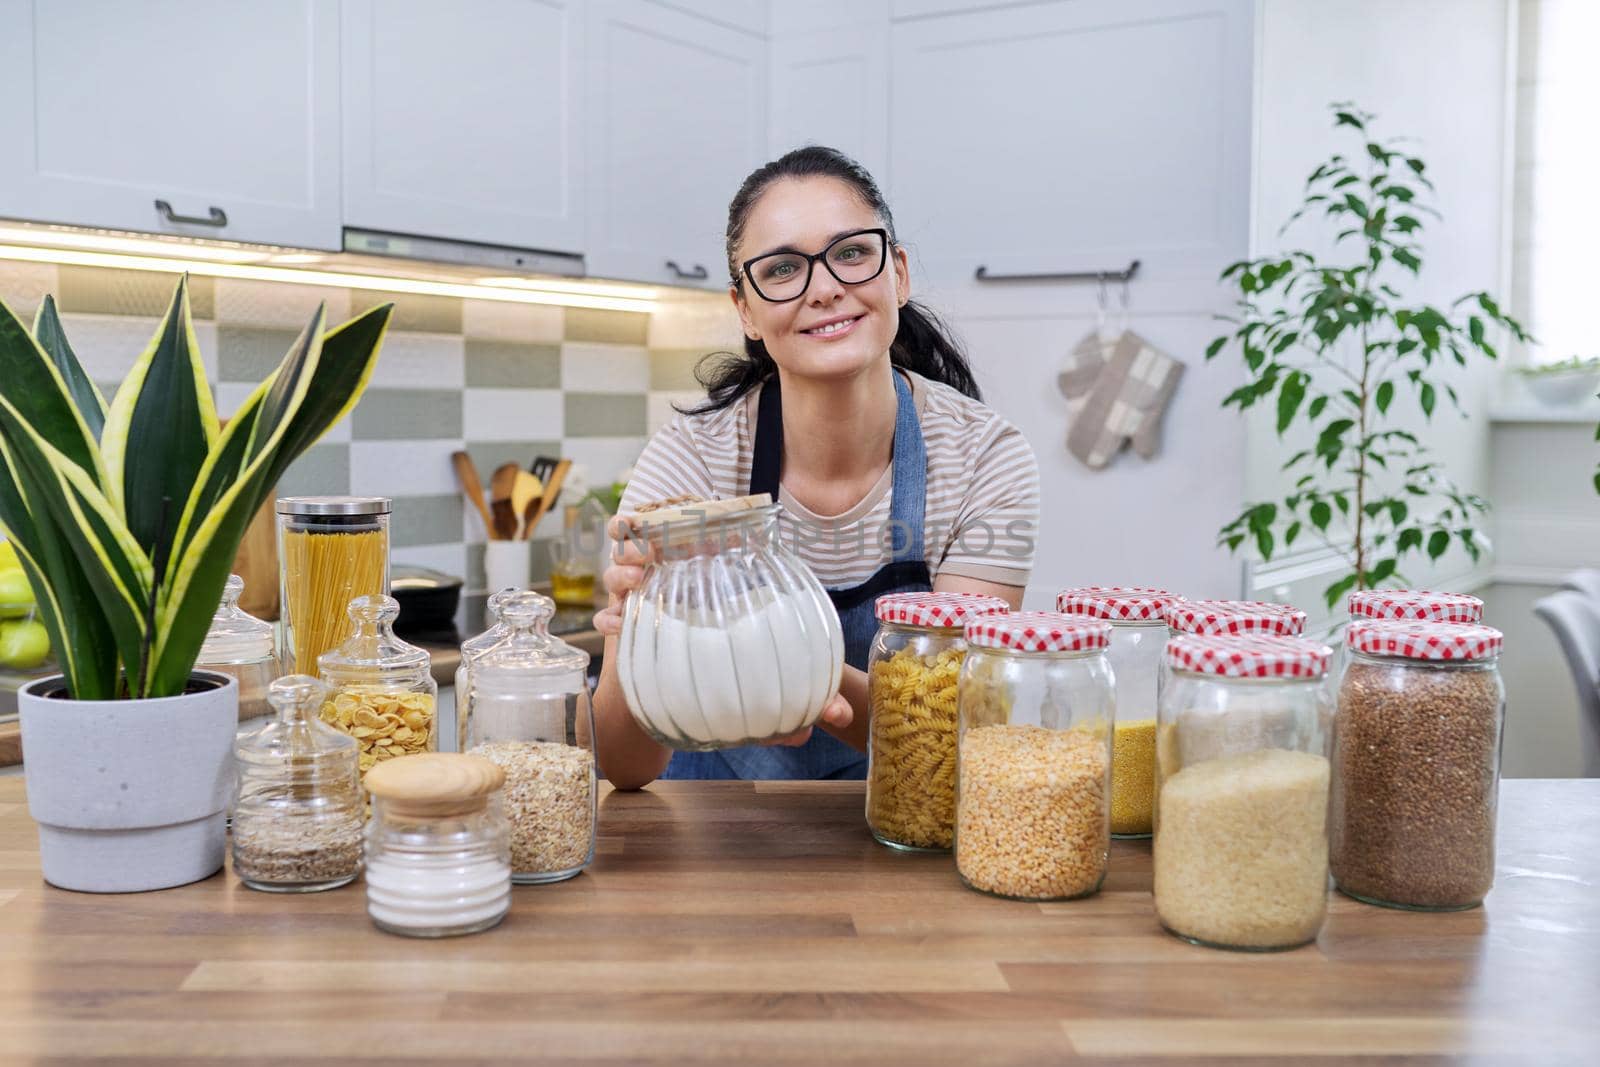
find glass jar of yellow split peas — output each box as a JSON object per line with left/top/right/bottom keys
{"left": 1055, "top": 587, "right": 1178, "bottom": 839}
{"left": 956, "top": 612, "right": 1115, "bottom": 901}
{"left": 317, "top": 595, "right": 438, "bottom": 774}
{"left": 866, "top": 592, "right": 1009, "bottom": 852}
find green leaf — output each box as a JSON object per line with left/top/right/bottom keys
{"left": 1368, "top": 558, "right": 1398, "bottom": 585}
{"left": 1310, "top": 500, "right": 1332, "bottom": 532}
{"left": 1276, "top": 372, "right": 1307, "bottom": 435}
{"left": 1459, "top": 529, "right": 1482, "bottom": 562}
{"left": 1254, "top": 525, "right": 1275, "bottom": 561}
{"left": 0, "top": 297, "right": 106, "bottom": 483}
{"left": 1335, "top": 110, "right": 1366, "bottom": 130}
{"left": 31, "top": 296, "right": 107, "bottom": 442}
{"left": 1397, "top": 527, "right": 1423, "bottom": 552}
{"left": 100, "top": 277, "right": 220, "bottom": 583}
{"left": 1388, "top": 500, "right": 1408, "bottom": 525}
{"left": 1308, "top": 396, "right": 1329, "bottom": 420}
{"left": 1376, "top": 381, "right": 1394, "bottom": 414}
{"left": 1420, "top": 382, "right": 1437, "bottom": 418}
{"left": 1427, "top": 530, "right": 1450, "bottom": 560}
{"left": 1285, "top": 521, "right": 1302, "bottom": 547}
{"left": 1469, "top": 316, "right": 1485, "bottom": 345}
{"left": 1324, "top": 573, "right": 1360, "bottom": 610}
{"left": 1393, "top": 248, "right": 1421, "bottom": 273}
{"left": 1205, "top": 336, "right": 1228, "bottom": 360}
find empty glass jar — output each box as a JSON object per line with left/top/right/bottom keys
{"left": 1331, "top": 620, "right": 1505, "bottom": 911}
{"left": 231, "top": 675, "right": 364, "bottom": 892}
{"left": 453, "top": 587, "right": 517, "bottom": 751}
{"left": 616, "top": 497, "right": 844, "bottom": 749}
{"left": 462, "top": 590, "right": 597, "bottom": 884}
{"left": 198, "top": 574, "right": 281, "bottom": 727}
{"left": 1056, "top": 587, "right": 1178, "bottom": 839}
{"left": 956, "top": 612, "right": 1115, "bottom": 901}
{"left": 866, "top": 591, "right": 1010, "bottom": 852}
{"left": 1154, "top": 634, "right": 1335, "bottom": 951}
{"left": 363, "top": 752, "right": 511, "bottom": 938}
{"left": 318, "top": 595, "right": 438, "bottom": 774}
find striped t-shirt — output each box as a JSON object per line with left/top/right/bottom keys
{"left": 620, "top": 370, "right": 1040, "bottom": 589}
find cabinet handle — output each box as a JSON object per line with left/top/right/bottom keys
{"left": 665, "top": 260, "right": 709, "bottom": 281}
{"left": 154, "top": 199, "right": 229, "bottom": 228}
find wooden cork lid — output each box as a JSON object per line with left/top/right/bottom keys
{"left": 632, "top": 493, "right": 771, "bottom": 527}
{"left": 362, "top": 753, "right": 506, "bottom": 817}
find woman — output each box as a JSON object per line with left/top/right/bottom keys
{"left": 592, "top": 146, "right": 1039, "bottom": 787}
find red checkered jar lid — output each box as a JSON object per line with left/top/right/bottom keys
{"left": 964, "top": 612, "right": 1112, "bottom": 653}
{"left": 1347, "top": 589, "right": 1483, "bottom": 623}
{"left": 1346, "top": 620, "right": 1502, "bottom": 662}
{"left": 1166, "top": 634, "right": 1332, "bottom": 679}
{"left": 1055, "top": 586, "right": 1177, "bottom": 623}
{"left": 874, "top": 591, "right": 1009, "bottom": 629}
{"left": 1165, "top": 599, "right": 1307, "bottom": 637}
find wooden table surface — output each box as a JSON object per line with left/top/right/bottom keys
{"left": 0, "top": 777, "right": 1596, "bottom": 1065}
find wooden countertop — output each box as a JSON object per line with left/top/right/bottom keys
{"left": 0, "top": 777, "right": 1595, "bottom": 1064}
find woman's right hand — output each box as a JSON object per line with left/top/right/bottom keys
{"left": 593, "top": 513, "right": 649, "bottom": 637}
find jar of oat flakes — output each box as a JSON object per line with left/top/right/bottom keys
{"left": 317, "top": 595, "right": 437, "bottom": 774}
{"left": 1331, "top": 620, "right": 1505, "bottom": 911}
{"left": 866, "top": 592, "right": 1010, "bottom": 852}
{"left": 1056, "top": 587, "right": 1179, "bottom": 839}
{"left": 1154, "top": 635, "right": 1334, "bottom": 951}
{"left": 462, "top": 590, "right": 596, "bottom": 884}
{"left": 956, "top": 613, "right": 1114, "bottom": 901}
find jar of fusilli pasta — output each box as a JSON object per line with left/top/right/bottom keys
{"left": 1056, "top": 587, "right": 1178, "bottom": 839}
{"left": 956, "top": 613, "right": 1114, "bottom": 901}
{"left": 317, "top": 595, "right": 438, "bottom": 774}
{"left": 866, "top": 592, "right": 1009, "bottom": 852}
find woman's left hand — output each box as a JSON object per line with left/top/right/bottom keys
{"left": 761, "top": 692, "right": 853, "bottom": 747}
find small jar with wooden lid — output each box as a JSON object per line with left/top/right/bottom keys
{"left": 362, "top": 753, "right": 511, "bottom": 938}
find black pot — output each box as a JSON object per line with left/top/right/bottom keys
{"left": 391, "top": 565, "right": 463, "bottom": 639}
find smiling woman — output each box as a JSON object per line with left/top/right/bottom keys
{"left": 588, "top": 146, "right": 1040, "bottom": 789}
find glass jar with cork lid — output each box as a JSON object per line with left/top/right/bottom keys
{"left": 956, "top": 612, "right": 1115, "bottom": 901}
{"left": 317, "top": 595, "right": 437, "bottom": 774}
{"left": 362, "top": 752, "right": 511, "bottom": 938}
{"left": 231, "top": 675, "right": 364, "bottom": 892}
{"left": 865, "top": 591, "right": 1010, "bottom": 852}
{"left": 1056, "top": 587, "right": 1179, "bottom": 839}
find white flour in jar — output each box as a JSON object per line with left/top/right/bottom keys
{"left": 621, "top": 588, "right": 842, "bottom": 745}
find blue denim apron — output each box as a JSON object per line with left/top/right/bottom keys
{"left": 662, "top": 371, "right": 933, "bottom": 780}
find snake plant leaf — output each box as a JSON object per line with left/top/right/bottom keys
{"left": 147, "top": 302, "right": 392, "bottom": 697}
{"left": 32, "top": 296, "right": 108, "bottom": 442}
{"left": 0, "top": 297, "right": 106, "bottom": 483}
{"left": 100, "top": 276, "right": 220, "bottom": 580}
{"left": 0, "top": 398, "right": 150, "bottom": 697}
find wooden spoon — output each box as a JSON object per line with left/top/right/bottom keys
{"left": 511, "top": 470, "right": 543, "bottom": 540}
{"left": 488, "top": 463, "right": 522, "bottom": 541}
{"left": 523, "top": 458, "right": 572, "bottom": 537}
{"left": 451, "top": 451, "right": 496, "bottom": 539}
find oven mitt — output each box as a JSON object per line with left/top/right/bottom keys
{"left": 1063, "top": 330, "right": 1184, "bottom": 469}
{"left": 1057, "top": 330, "right": 1116, "bottom": 409}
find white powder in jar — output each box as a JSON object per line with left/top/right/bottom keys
{"left": 620, "top": 587, "right": 842, "bottom": 746}
{"left": 365, "top": 851, "right": 510, "bottom": 937}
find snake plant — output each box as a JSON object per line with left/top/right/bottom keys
{"left": 0, "top": 276, "right": 391, "bottom": 700}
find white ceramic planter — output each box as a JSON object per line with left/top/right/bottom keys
{"left": 19, "top": 671, "right": 239, "bottom": 893}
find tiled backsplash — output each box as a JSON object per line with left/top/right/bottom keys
{"left": 0, "top": 260, "right": 738, "bottom": 593}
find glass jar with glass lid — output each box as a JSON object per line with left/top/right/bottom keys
{"left": 956, "top": 612, "right": 1115, "bottom": 901}
{"left": 197, "top": 574, "right": 281, "bottom": 728}
{"left": 1154, "top": 634, "right": 1335, "bottom": 951}
{"left": 277, "top": 496, "right": 391, "bottom": 676}
{"left": 231, "top": 675, "right": 364, "bottom": 892}
{"left": 616, "top": 494, "right": 844, "bottom": 749}
{"left": 1331, "top": 620, "right": 1505, "bottom": 911}
{"left": 453, "top": 587, "right": 517, "bottom": 751}
{"left": 1055, "top": 586, "right": 1179, "bottom": 839}
{"left": 866, "top": 591, "right": 1010, "bottom": 852}
{"left": 363, "top": 752, "right": 511, "bottom": 938}
{"left": 317, "top": 594, "right": 437, "bottom": 774}
{"left": 463, "top": 590, "right": 596, "bottom": 884}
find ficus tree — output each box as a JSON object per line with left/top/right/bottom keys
{"left": 1207, "top": 103, "right": 1529, "bottom": 609}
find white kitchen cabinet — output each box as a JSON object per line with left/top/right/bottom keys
{"left": 341, "top": 0, "right": 586, "bottom": 255}
{"left": 767, "top": 2, "right": 890, "bottom": 180}
{"left": 0, "top": 0, "right": 340, "bottom": 250}
{"left": 887, "top": 0, "right": 1253, "bottom": 286}
{"left": 585, "top": 0, "right": 767, "bottom": 289}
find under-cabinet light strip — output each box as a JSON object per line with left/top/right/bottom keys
{"left": 0, "top": 244, "right": 658, "bottom": 314}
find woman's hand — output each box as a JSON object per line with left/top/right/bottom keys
{"left": 762, "top": 692, "right": 853, "bottom": 747}
{"left": 593, "top": 514, "right": 648, "bottom": 637}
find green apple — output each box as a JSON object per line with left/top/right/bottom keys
{"left": 0, "top": 569, "right": 35, "bottom": 618}
{"left": 0, "top": 619, "right": 50, "bottom": 669}
{"left": 0, "top": 539, "right": 19, "bottom": 571}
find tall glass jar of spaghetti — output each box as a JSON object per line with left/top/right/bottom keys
{"left": 277, "top": 496, "right": 391, "bottom": 676}
{"left": 865, "top": 592, "right": 1009, "bottom": 852}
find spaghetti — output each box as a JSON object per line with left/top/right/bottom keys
{"left": 281, "top": 527, "right": 388, "bottom": 675}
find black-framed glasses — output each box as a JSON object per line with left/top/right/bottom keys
{"left": 739, "top": 228, "right": 889, "bottom": 303}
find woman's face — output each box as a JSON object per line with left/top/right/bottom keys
{"left": 729, "top": 176, "right": 911, "bottom": 382}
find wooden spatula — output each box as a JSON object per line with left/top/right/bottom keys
{"left": 488, "top": 462, "right": 522, "bottom": 541}
{"left": 452, "top": 451, "right": 496, "bottom": 539}
{"left": 512, "top": 470, "right": 543, "bottom": 540}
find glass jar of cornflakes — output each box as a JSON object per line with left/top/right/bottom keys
{"left": 317, "top": 595, "right": 437, "bottom": 773}
{"left": 866, "top": 591, "right": 1009, "bottom": 852}
{"left": 1056, "top": 587, "right": 1179, "bottom": 839}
